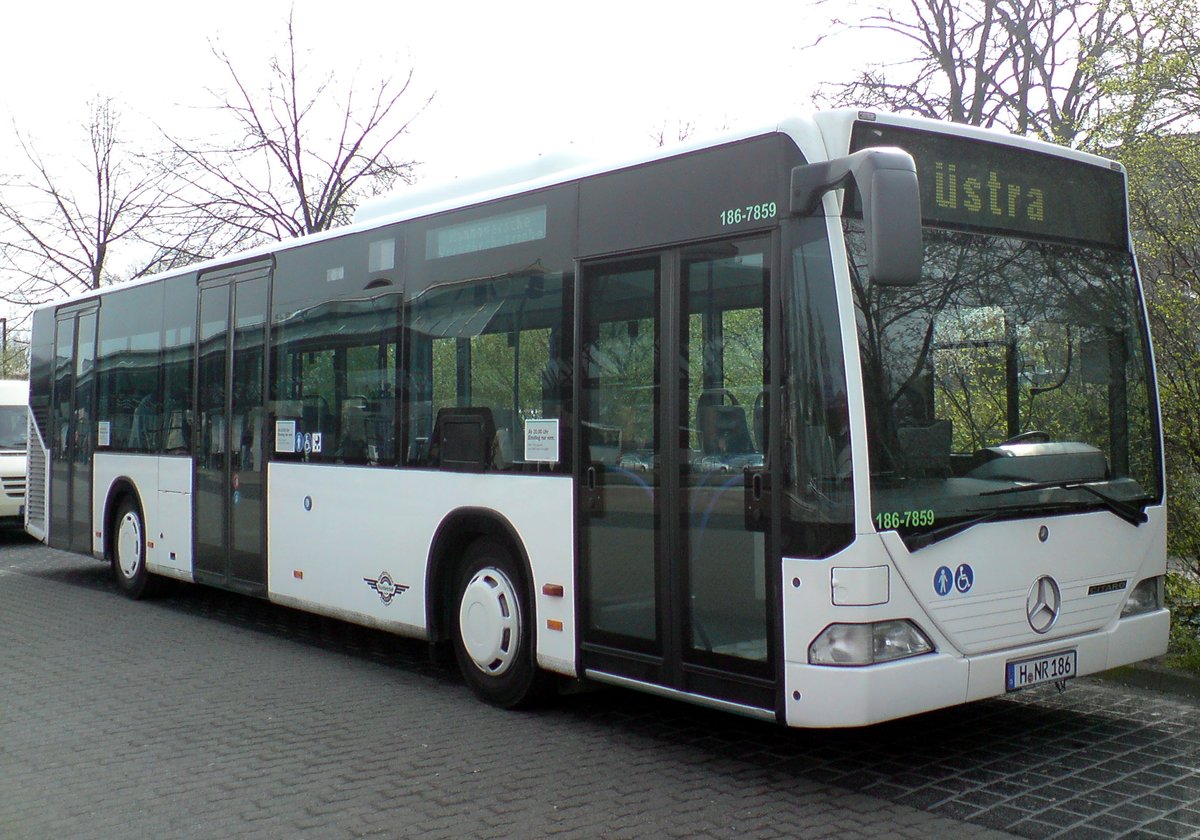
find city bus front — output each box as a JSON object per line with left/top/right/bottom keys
{"left": 783, "top": 114, "right": 1167, "bottom": 727}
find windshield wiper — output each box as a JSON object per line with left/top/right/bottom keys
{"left": 979, "top": 480, "right": 1149, "bottom": 526}
{"left": 902, "top": 500, "right": 1107, "bottom": 552}
{"left": 905, "top": 511, "right": 1001, "bottom": 551}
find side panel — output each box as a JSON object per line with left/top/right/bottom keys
{"left": 266, "top": 464, "right": 577, "bottom": 675}
{"left": 93, "top": 453, "right": 159, "bottom": 557}
{"left": 25, "top": 412, "right": 49, "bottom": 541}
{"left": 92, "top": 453, "right": 194, "bottom": 581}
{"left": 27, "top": 307, "right": 54, "bottom": 541}
{"left": 155, "top": 456, "right": 194, "bottom": 580}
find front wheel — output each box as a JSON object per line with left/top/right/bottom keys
{"left": 112, "top": 497, "right": 156, "bottom": 600}
{"left": 452, "top": 538, "right": 547, "bottom": 708}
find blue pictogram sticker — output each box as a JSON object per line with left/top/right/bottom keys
{"left": 955, "top": 563, "right": 975, "bottom": 593}
{"left": 934, "top": 566, "right": 953, "bottom": 597}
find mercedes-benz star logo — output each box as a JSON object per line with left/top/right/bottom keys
{"left": 1026, "top": 575, "right": 1061, "bottom": 634}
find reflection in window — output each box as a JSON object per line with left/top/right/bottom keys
{"left": 96, "top": 283, "right": 164, "bottom": 453}
{"left": 407, "top": 270, "right": 570, "bottom": 471}
{"left": 849, "top": 222, "right": 1161, "bottom": 536}
{"left": 0, "top": 407, "right": 26, "bottom": 450}
{"left": 270, "top": 295, "right": 400, "bottom": 465}
{"left": 780, "top": 220, "right": 855, "bottom": 557}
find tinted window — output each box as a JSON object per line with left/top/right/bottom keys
{"left": 406, "top": 270, "right": 571, "bottom": 471}
{"left": 162, "top": 275, "right": 197, "bottom": 453}
{"left": 96, "top": 282, "right": 164, "bottom": 453}
{"left": 271, "top": 294, "right": 401, "bottom": 466}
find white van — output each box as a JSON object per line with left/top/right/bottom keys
{"left": 0, "top": 380, "right": 28, "bottom": 528}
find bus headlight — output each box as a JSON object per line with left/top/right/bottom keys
{"left": 1121, "top": 576, "right": 1163, "bottom": 618}
{"left": 808, "top": 620, "right": 934, "bottom": 666}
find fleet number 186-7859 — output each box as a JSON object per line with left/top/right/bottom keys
{"left": 720, "top": 202, "right": 778, "bottom": 226}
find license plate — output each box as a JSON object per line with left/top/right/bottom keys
{"left": 1005, "top": 649, "right": 1077, "bottom": 691}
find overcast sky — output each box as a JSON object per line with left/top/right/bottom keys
{"left": 0, "top": 0, "right": 897, "bottom": 325}
{"left": 1, "top": 1, "right": 890, "bottom": 180}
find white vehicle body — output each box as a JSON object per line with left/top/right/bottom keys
{"left": 26, "top": 110, "right": 1167, "bottom": 727}
{"left": 0, "top": 379, "right": 29, "bottom": 527}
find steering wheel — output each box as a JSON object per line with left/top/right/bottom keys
{"left": 1001, "top": 430, "right": 1050, "bottom": 445}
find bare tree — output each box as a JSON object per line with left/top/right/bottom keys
{"left": 0, "top": 98, "right": 183, "bottom": 307}
{"left": 163, "top": 10, "right": 431, "bottom": 246}
{"left": 649, "top": 119, "right": 697, "bottom": 147}
{"left": 815, "top": 0, "right": 1194, "bottom": 147}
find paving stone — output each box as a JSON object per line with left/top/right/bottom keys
{"left": 6, "top": 538, "right": 1200, "bottom": 839}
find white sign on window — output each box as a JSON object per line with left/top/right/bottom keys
{"left": 275, "top": 420, "right": 297, "bottom": 453}
{"left": 524, "top": 419, "right": 559, "bottom": 463}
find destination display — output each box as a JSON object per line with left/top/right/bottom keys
{"left": 850, "top": 121, "right": 1128, "bottom": 248}
{"left": 426, "top": 204, "right": 547, "bottom": 259}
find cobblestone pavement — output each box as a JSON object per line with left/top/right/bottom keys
{"left": 3, "top": 536, "right": 1199, "bottom": 839}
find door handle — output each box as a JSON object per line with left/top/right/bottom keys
{"left": 744, "top": 467, "right": 768, "bottom": 531}
{"left": 584, "top": 465, "right": 604, "bottom": 514}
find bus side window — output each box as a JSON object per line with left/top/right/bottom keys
{"left": 406, "top": 271, "right": 570, "bottom": 472}
{"left": 270, "top": 295, "right": 400, "bottom": 466}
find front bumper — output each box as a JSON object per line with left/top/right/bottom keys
{"left": 784, "top": 609, "right": 1169, "bottom": 728}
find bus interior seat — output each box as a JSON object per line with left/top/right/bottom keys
{"left": 407, "top": 403, "right": 434, "bottom": 463}
{"left": 753, "top": 390, "right": 767, "bottom": 451}
{"left": 301, "top": 394, "right": 330, "bottom": 438}
{"left": 699, "top": 403, "right": 755, "bottom": 454}
{"left": 430, "top": 406, "right": 497, "bottom": 471}
{"left": 340, "top": 397, "right": 369, "bottom": 461}
{"left": 163, "top": 410, "right": 190, "bottom": 452}
{"left": 492, "top": 407, "right": 515, "bottom": 469}
{"left": 897, "top": 420, "right": 952, "bottom": 475}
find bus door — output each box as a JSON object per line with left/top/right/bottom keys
{"left": 578, "top": 236, "right": 776, "bottom": 713}
{"left": 49, "top": 305, "right": 97, "bottom": 553}
{"left": 194, "top": 262, "right": 271, "bottom": 594}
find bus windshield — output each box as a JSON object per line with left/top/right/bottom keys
{"left": 848, "top": 224, "right": 1161, "bottom": 548}
{"left": 0, "top": 406, "right": 27, "bottom": 450}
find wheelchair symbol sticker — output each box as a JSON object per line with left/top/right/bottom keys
{"left": 934, "top": 566, "right": 953, "bottom": 597}
{"left": 955, "top": 563, "right": 974, "bottom": 593}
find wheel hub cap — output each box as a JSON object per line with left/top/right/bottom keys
{"left": 117, "top": 512, "right": 141, "bottom": 579}
{"left": 459, "top": 567, "right": 520, "bottom": 676}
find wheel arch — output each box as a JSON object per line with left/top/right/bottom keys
{"left": 101, "top": 476, "right": 147, "bottom": 563}
{"left": 425, "top": 507, "right": 534, "bottom": 644}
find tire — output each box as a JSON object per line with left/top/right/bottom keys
{"left": 112, "top": 496, "right": 156, "bottom": 600}
{"left": 452, "top": 537, "right": 548, "bottom": 708}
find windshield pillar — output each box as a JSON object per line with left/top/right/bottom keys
{"left": 1005, "top": 318, "right": 1019, "bottom": 439}
{"left": 778, "top": 217, "right": 855, "bottom": 558}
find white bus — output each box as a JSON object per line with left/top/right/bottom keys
{"left": 0, "top": 379, "right": 29, "bottom": 527}
{"left": 25, "top": 110, "right": 1167, "bottom": 727}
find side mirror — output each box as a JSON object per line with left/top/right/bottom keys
{"left": 791, "top": 147, "right": 923, "bottom": 286}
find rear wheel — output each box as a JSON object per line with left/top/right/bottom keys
{"left": 112, "top": 497, "right": 156, "bottom": 599}
{"left": 452, "top": 538, "right": 547, "bottom": 708}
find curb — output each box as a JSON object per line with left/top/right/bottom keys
{"left": 1091, "top": 659, "right": 1200, "bottom": 700}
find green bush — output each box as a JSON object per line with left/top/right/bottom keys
{"left": 1166, "top": 572, "right": 1200, "bottom": 672}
